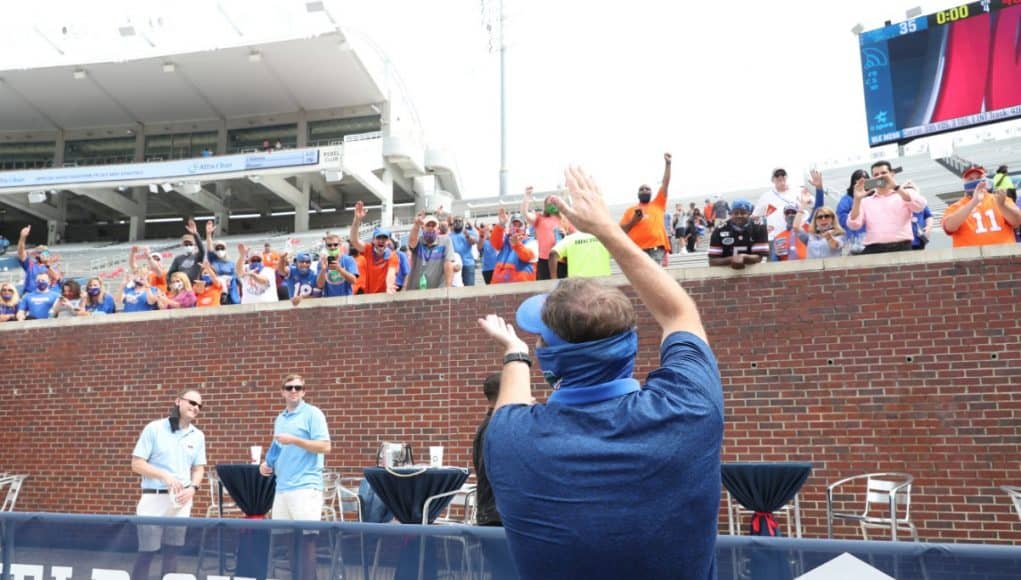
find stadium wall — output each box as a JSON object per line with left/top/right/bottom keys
{"left": 1, "top": 245, "right": 1019, "bottom": 543}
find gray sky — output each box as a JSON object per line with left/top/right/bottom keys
{"left": 5, "top": 0, "right": 998, "bottom": 203}
{"left": 338, "top": 0, "right": 938, "bottom": 202}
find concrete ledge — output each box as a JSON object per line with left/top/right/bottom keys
{"left": 3, "top": 243, "right": 1019, "bottom": 333}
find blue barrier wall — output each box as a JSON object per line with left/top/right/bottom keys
{"left": 2, "top": 513, "right": 1020, "bottom": 580}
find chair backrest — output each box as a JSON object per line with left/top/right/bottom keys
{"left": 1, "top": 475, "right": 27, "bottom": 512}
{"left": 337, "top": 480, "right": 363, "bottom": 522}
{"left": 864, "top": 475, "right": 912, "bottom": 520}
{"left": 435, "top": 484, "right": 478, "bottom": 525}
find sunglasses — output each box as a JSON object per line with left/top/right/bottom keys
{"left": 815, "top": 214, "right": 834, "bottom": 219}
{"left": 181, "top": 398, "right": 203, "bottom": 410}
{"left": 282, "top": 384, "right": 304, "bottom": 392}
{"left": 325, "top": 243, "right": 340, "bottom": 248}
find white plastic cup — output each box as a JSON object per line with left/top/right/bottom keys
{"left": 250, "top": 445, "right": 263, "bottom": 464}
{"left": 429, "top": 446, "right": 444, "bottom": 468}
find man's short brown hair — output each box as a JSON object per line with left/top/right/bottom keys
{"left": 542, "top": 278, "right": 635, "bottom": 343}
{"left": 282, "top": 373, "right": 304, "bottom": 386}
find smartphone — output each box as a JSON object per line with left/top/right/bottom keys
{"left": 327, "top": 255, "right": 337, "bottom": 264}
{"left": 863, "top": 177, "right": 886, "bottom": 190}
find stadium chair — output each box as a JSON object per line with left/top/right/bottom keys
{"left": 1002, "top": 486, "right": 1021, "bottom": 522}
{"left": 826, "top": 472, "right": 918, "bottom": 541}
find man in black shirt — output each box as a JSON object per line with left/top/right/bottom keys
{"left": 167, "top": 218, "right": 206, "bottom": 283}
{"left": 707, "top": 199, "right": 769, "bottom": 269}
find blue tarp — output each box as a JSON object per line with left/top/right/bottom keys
{"left": 1, "top": 512, "right": 1020, "bottom": 580}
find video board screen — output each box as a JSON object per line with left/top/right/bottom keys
{"left": 860, "top": 1, "right": 1021, "bottom": 146}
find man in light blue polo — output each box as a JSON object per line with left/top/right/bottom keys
{"left": 260, "top": 373, "right": 331, "bottom": 580}
{"left": 130, "top": 389, "right": 206, "bottom": 580}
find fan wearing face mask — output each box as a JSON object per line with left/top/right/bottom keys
{"left": 16, "top": 224, "right": 61, "bottom": 296}
{"left": 204, "top": 220, "right": 240, "bottom": 305}
{"left": 120, "top": 269, "right": 159, "bottom": 313}
{"left": 16, "top": 273, "right": 62, "bottom": 320}
{"left": 707, "top": 199, "right": 770, "bottom": 269}
{"left": 167, "top": 219, "right": 206, "bottom": 284}
{"left": 0, "top": 283, "right": 20, "bottom": 322}
{"left": 82, "top": 277, "right": 116, "bottom": 315}
{"left": 156, "top": 272, "right": 197, "bottom": 309}
{"left": 193, "top": 262, "right": 224, "bottom": 308}
{"left": 237, "top": 244, "right": 280, "bottom": 304}
{"left": 348, "top": 200, "right": 399, "bottom": 294}
{"left": 619, "top": 153, "right": 673, "bottom": 263}
{"left": 406, "top": 211, "right": 456, "bottom": 290}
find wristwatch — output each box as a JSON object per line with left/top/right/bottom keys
{"left": 503, "top": 352, "right": 532, "bottom": 367}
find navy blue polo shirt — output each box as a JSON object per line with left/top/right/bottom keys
{"left": 485, "top": 331, "right": 723, "bottom": 580}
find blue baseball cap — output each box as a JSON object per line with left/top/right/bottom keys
{"left": 731, "top": 199, "right": 754, "bottom": 213}
{"left": 373, "top": 227, "right": 392, "bottom": 239}
{"left": 295, "top": 252, "right": 312, "bottom": 262}
{"left": 515, "top": 294, "right": 568, "bottom": 347}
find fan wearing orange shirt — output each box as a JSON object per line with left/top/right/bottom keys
{"left": 193, "top": 262, "right": 223, "bottom": 308}
{"left": 129, "top": 245, "right": 168, "bottom": 294}
{"left": 261, "top": 242, "right": 281, "bottom": 270}
{"left": 619, "top": 153, "right": 672, "bottom": 263}
{"left": 348, "top": 200, "right": 399, "bottom": 294}
{"left": 942, "top": 165, "right": 1021, "bottom": 248}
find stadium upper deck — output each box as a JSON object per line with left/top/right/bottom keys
{"left": 0, "top": 25, "right": 461, "bottom": 247}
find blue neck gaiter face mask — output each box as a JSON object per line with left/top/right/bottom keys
{"left": 536, "top": 330, "right": 641, "bottom": 406}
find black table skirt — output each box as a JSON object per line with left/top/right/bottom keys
{"left": 216, "top": 464, "right": 276, "bottom": 517}
{"left": 721, "top": 462, "right": 812, "bottom": 537}
{"left": 363, "top": 467, "right": 469, "bottom": 524}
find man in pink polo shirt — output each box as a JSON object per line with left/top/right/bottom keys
{"left": 846, "top": 160, "right": 927, "bottom": 254}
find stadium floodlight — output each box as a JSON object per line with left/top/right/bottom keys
{"left": 148, "top": 184, "right": 159, "bottom": 194}
{"left": 248, "top": 51, "right": 262, "bottom": 63}
{"left": 851, "top": 23, "right": 864, "bottom": 35}
{"left": 248, "top": 175, "right": 262, "bottom": 183}
{"left": 905, "top": 6, "right": 923, "bottom": 18}
{"left": 161, "top": 182, "right": 174, "bottom": 193}
{"left": 306, "top": 1, "right": 325, "bottom": 12}
{"left": 162, "top": 62, "right": 176, "bottom": 73}
{"left": 72, "top": 69, "right": 87, "bottom": 80}
{"left": 28, "top": 191, "right": 47, "bottom": 203}
{"left": 118, "top": 25, "right": 135, "bottom": 37}
{"left": 179, "top": 182, "right": 201, "bottom": 195}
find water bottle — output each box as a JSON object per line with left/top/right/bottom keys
{"left": 418, "top": 273, "right": 428, "bottom": 289}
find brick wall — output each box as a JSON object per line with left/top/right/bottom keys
{"left": 1, "top": 245, "right": 1019, "bottom": 543}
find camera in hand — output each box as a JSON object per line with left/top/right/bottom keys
{"left": 327, "top": 255, "right": 337, "bottom": 264}
{"left": 863, "top": 177, "right": 886, "bottom": 190}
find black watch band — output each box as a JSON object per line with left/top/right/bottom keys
{"left": 503, "top": 352, "right": 532, "bottom": 367}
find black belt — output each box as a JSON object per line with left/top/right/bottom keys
{"left": 142, "top": 487, "right": 192, "bottom": 494}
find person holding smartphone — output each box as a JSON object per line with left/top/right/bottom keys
{"left": 942, "top": 165, "right": 1021, "bottom": 248}
{"left": 846, "top": 160, "right": 927, "bottom": 254}
{"left": 619, "top": 153, "right": 672, "bottom": 262}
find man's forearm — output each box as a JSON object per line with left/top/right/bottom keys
{"left": 297, "top": 439, "right": 331, "bottom": 454}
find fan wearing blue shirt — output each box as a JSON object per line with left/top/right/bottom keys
{"left": 478, "top": 223, "right": 499, "bottom": 284}
{"left": 477, "top": 167, "right": 722, "bottom": 580}
{"left": 448, "top": 215, "right": 479, "bottom": 286}
{"left": 316, "top": 235, "right": 358, "bottom": 297}
{"left": 15, "top": 225, "right": 60, "bottom": 296}
{"left": 277, "top": 252, "right": 320, "bottom": 304}
{"left": 121, "top": 277, "right": 158, "bottom": 313}
{"left": 16, "top": 273, "right": 61, "bottom": 320}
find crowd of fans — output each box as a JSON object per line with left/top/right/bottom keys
{"left": 2, "top": 156, "right": 1019, "bottom": 321}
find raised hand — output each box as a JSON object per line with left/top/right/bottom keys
{"left": 549, "top": 166, "right": 613, "bottom": 236}
{"left": 185, "top": 218, "right": 198, "bottom": 236}
{"left": 414, "top": 210, "right": 426, "bottom": 226}
{"left": 354, "top": 200, "right": 368, "bottom": 219}
{"left": 799, "top": 187, "right": 814, "bottom": 208}
{"left": 238, "top": 243, "right": 247, "bottom": 256}
{"left": 19, "top": 225, "right": 30, "bottom": 239}
{"left": 498, "top": 207, "right": 509, "bottom": 225}
{"left": 853, "top": 176, "right": 869, "bottom": 199}
{"left": 809, "top": 169, "right": 823, "bottom": 189}
{"left": 524, "top": 186, "right": 534, "bottom": 201}
{"left": 477, "top": 314, "right": 529, "bottom": 353}
{"left": 205, "top": 220, "right": 215, "bottom": 235}
{"left": 664, "top": 152, "right": 672, "bottom": 164}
